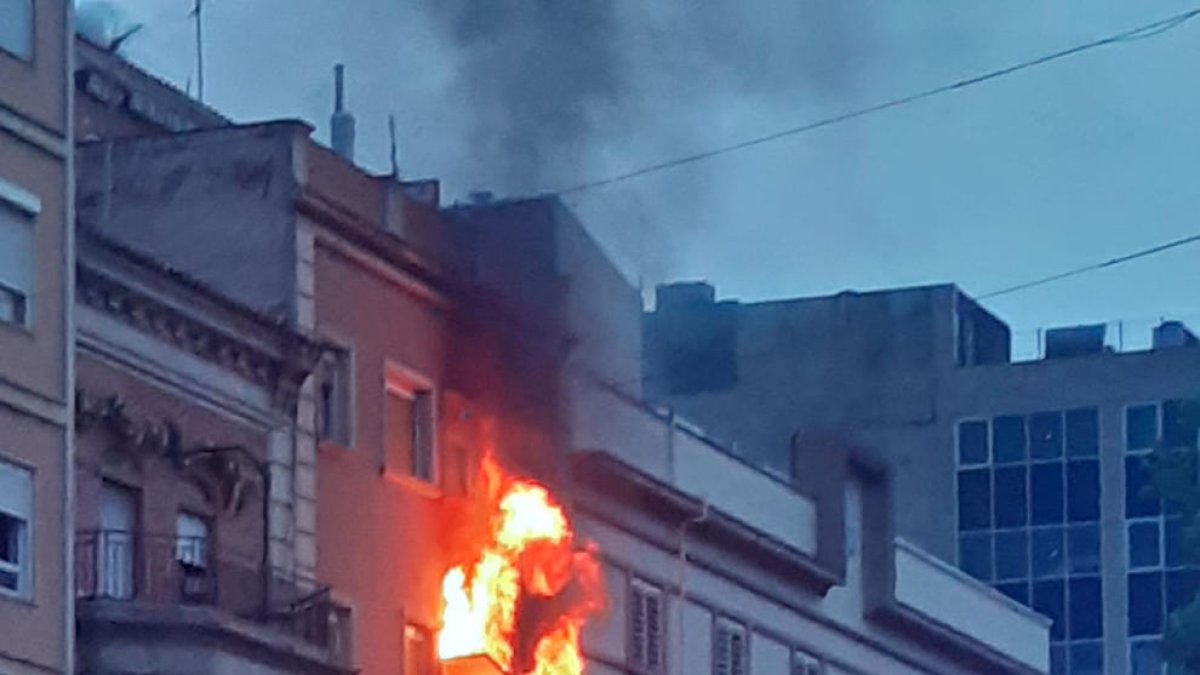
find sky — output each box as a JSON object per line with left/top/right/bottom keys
{"left": 81, "top": 1, "right": 1200, "bottom": 350}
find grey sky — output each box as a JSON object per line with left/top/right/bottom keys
{"left": 93, "top": 1, "right": 1200, "bottom": 345}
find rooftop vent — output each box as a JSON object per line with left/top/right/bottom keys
{"left": 655, "top": 282, "right": 716, "bottom": 311}
{"left": 1153, "top": 320, "right": 1199, "bottom": 349}
{"left": 1044, "top": 324, "right": 1106, "bottom": 359}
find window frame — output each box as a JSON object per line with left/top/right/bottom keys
{"left": 403, "top": 622, "right": 435, "bottom": 675}
{"left": 0, "top": 459, "right": 33, "bottom": 601}
{"left": 317, "top": 346, "right": 355, "bottom": 448}
{"left": 628, "top": 578, "right": 666, "bottom": 674}
{"left": 0, "top": 179, "right": 40, "bottom": 330}
{"left": 383, "top": 361, "right": 439, "bottom": 489}
{"left": 712, "top": 616, "right": 748, "bottom": 675}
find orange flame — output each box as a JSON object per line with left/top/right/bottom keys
{"left": 438, "top": 459, "right": 603, "bottom": 674}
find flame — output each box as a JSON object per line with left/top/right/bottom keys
{"left": 438, "top": 459, "right": 603, "bottom": 674}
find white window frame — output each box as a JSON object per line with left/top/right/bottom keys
{"left": 629, "top": 578, "right": 665, "bottom": 673}
{"left": 0, "top": 0, "right": 34, "bottom": 61}
{"left": 0, "top": 459, "right": 33, "bottom": 600}
{"left": 0, "top": 178, "right": 40, "bottom": 329}
{"left": 317, "top": 347, "right": 355, "bottom": 448}
{"left": 712, "top": 617, "right": 747, "bottom": 675}
{"left": 175, "top": 512, "right": 210, "bottom": 569}
{"left": 383, "top": 361, "right": 438, "bottom": 489}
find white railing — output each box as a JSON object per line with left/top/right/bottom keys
{"left": 892, "top": 538, "right": 1050, "bottom": 673}
{"left": 567, "top": 375, "right": 818, "bottom": 557}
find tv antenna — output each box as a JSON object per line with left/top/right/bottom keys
{"left": 188, "top": 0, "right": 206, "bottom": 102}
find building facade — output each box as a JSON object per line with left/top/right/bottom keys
{"left": 644, "top": 282, "right": 1200, "bottom": 675}
{"left": 0, "top": 2, "right": 75, "bottom": 674}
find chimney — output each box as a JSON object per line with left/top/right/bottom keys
{"left": 331, "top": 64, "right": 356, "bottom": 162}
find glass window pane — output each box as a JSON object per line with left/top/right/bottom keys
{"left": 1066, "top": 408, "right": 1099, "bottom": 458}
{"left": 0, "top": 0, "right": 33, "bottom": 61}
{"left": 1167, "top": 570, "right": 1200, "bottom": 612}
{"left": 1162, "top": 399, "right": 1200, "bottom": 448}
{"left": 1067, "top": 460, "right": 1100, "bottom": 522}
{"left": 995, "top": 530, "right": 1029, "bottom": 580}
{"left": 385, "top": 389, "right": 415, "bottom": 476}
{"left": 959, "top": 421, "right": 989, "bottom": 465}
{"left": 1128, "top": 572, "right": 1164, "bottom": 637}
{"left": 1069, "top": 576, "right": 1103, "bottom": 640}
{"left": 1033, "top": 579, "right": 1066, "bottom": 641}
{"left": 993, "top": 415, "right": 1027, "bottom": 464}
{"left": 1032, "top": 463, "right": 1065, "bottom": 525}
{"left": 1129, "top": 521, "right": 1161, "bottom": 569}
{"left": 1069, "top": 642, "right": 1103, "bottom": 675}
{"left": 1130, "top": 640, "right": 1162, "bottom": 675}
{"left": 1033, "top": 527, "right": 1066, "bottom": 578}
{"left": 959, "top": 533, "right": 992, "bottom": 582}
{"left": 1126, "top": 456, "right": 1161, "bottom": 518}
{"left": 1068, "top": 524, "right": 1101, "bottom": 574}
{"left": 994, "top": 466, "right": 1028, "bottom": 528}
{"left": 958, "top": 469, "right": 992, "bottom": 531}
{"left": 1031, "top": 411, "right": 1064, "bottom": 459}
{"left": 1165, "top": 516, "right": 1185, "bottom": 567}
{"left": 1051, "top": 645, "right": 1066, "bottom": 675}
{"left": 995, "top": 581, "right": 1029, "bottom": 606}
{"left": 1128, "top": 405, "right": 1159, "bottom": 451}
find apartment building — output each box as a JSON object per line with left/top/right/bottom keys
{"left": 0, "top": 3, "right": 74, "bottom": 674}
{"left": 644, "top": 281, "right": 1200, "bottom": 675}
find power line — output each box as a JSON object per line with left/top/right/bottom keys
{"left": 978, "top": 231, "right": 1200, "bottom": 300}
{"left": 550, "top": 7, "right": 1200, "bottom": 197}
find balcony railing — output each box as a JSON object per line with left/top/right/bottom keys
{"left": 76, "top": 530, "right": 348, "bottom": 655}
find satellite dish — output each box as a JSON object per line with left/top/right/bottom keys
{"left": 76, "top": 1, "right": 142, "bottom": 52}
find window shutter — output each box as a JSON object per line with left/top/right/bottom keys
{"left": 630, "top": 580, "right": 664, "bottom": 672}
{"left": 714, "top": 620, "right": 746, "bottom": 675}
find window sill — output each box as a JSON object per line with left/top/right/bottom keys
{"left": 0, "top": 588, "right": 35, "bottom": 608}
{"left": 381, "top": 468, "right": 442, "bottom": 499}
{"left": 0, "top": 318, "right": 33, "bottom": 339}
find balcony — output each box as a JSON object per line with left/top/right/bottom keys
{"left": 75, "top": 530, "right": 352, "bottom": 675}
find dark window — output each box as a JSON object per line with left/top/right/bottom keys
{"left": 958, "top": 421, "right": 989, "bottom": 465}
{"left": 1033, "top": 527, "right": 1066, "bottom": 578}
{"left": 1068, "top": 577, "right": 1103, "bottom": 640}
{"left": 995, "top": 530, "right": 1029, "bottom": 580}
{"left": 1128, "top": 572, "right": 1164, "bottom": 636}
{"left": 995, "top": 581, "right": 1029, "bottom": 606}
{"left": 1130, "top": 640, "right": 1162, "bottom": 675}
{"left": 1162, "top": 399, "right": 1200, "bottom": 448}
{"left": 1068, "top": 524, "right": 1101, "bottom": 574}
{"left": 1051, "top": 645, "right": 1066, "bottom": 675}
{"left": 994, "top": 466, "right": 1028, "bottom": 528}
{"left": 1033, "top": 579, "right": 1066, "bottom": 641}
{"left": 1031, "top": 411, "right": 1064, "bottom": 459}
{"left": 1126, "top": 456, "right": 1161, "bottom": 518}
{"left": 1069, "top": 642, "right": 1103, "bottom": 675}
{"left": 1165, "top": 516, "right": 1185, "bottom": 567}
{"left": 1167, "top": 570, "right": 1200, "bottom": 612}
{"left": 1127, "top": 405, "right": 1159, "bottom": 451}
{"left": 1129, "top": 522, "right": 1161, "bottom": 569}
{"left": 959, "top": 533, "right": 992, "bottom": 582}
{"left": 958, "top": 469, "right": 992, "bottom": 531}
{"left": 1065, "top": 408, "right": 1099, "bottom": 458}
{"left": 1031, "top": 463, "right": 1065, "bottom": 525}
{"left": 993, "top": 416, "right": 1027, "bottom": 464}
{"left": 1067, "top": 460, "right": 1100, "bottom": 522}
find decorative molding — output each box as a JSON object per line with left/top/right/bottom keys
{"left": 77, "top": 264, "right": 319, "bottom": 409}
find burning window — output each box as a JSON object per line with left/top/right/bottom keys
{"left": 438, "top": 457, "right": 604, "bottom": 675}
{"left": 629, "top": 579, "right": 665, "bottom": 673}
{"left": 713, "top": 618, "right": 747, "bottom": 675}
{"left": 385, "top": 365, "right": 436, "bottom": 484}
{"left": 404, "top": 623, "right": 435, "bottom": 675}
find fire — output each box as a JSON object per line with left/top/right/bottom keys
{"left": 438, "top": 459, "right": 603, "bottom": 674}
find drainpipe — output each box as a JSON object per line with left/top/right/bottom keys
{"left": 674, "top": 500, "right": 708, "bottom": 675}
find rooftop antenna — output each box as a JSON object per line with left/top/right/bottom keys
{"left": 188, "top": 0, "right": 206, "bottom": 102}
{"left": 331, "top": 64, "right": 357, "bottom": 162}
{"left": 388, "top": 114, "right": 400, "bottom": 178}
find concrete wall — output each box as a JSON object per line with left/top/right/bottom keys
{"left": 0, "top": 2, "right": 73, "bottom": 674}
{"left": 76, "top": 124, "right": 305, "bottom": 320}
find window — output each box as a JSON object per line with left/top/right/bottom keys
{"left": 957, "top": 468, "right": 991, "bottom": 531}
{"left": 960, "top": 532, "right": 992, "bottom": 581}
{"left": 1128, "top": 572, "right": 1163, "bottom": 636}
{"left": 175, "top": 512, "right": 209, "bottom": 569}
{"left": 1032, "top": 527, "right": 1065, "bottom": 579}
{"left": 317, "top": 349, "right": 353, "bottom": 446}
{"left": 1065, "top": 408, "right": 1098, "bottom": 458}
{"left": 958, "top": 420, "right": 989, "bottom": 465}
{"left": 994, "top": 466, "right": 1028, "bottom": 528}
{"left": 404, "top": 624, "right": 434, "bottom": 675}
{"left": 99, "top": 483, "right": 138, "bottom": 600}
{"left": 995, "top": 581, "right": 1029, "bottom": 606}
{"left": 0, "top": 460, "right": 32, "bottom": 598}
{"left": 1162, "top": 399, "right": 1200, "bottom": 448}
{"left": 995, "top": 530, "right": 1029, "bottom": 580}
{"left": 713, "top": 619, "right": 746, "bottom": 675}
{"left": 1129, "top": 521, "right": 1160, "bottom": 569}
{"left": 792, "top": 651, "right": 824, "bottom": 675}
{"left": 1066, "top": 460, "right": 1100, "bottom": 522}
{"left": 629, "top": 580, "right": 664, "bottom": 673}
{"left": 1033, "top": 579, "right": 1066, "bottom": 641}
{"left": 1030, "top": 411, "right": 1064, "bottom": 460}
{"left": 1067, "top": 524, "right": 1100, "bottom": 574}
{"left": 0, "top": 199, "right": 36, "bottom": 327}
{"left": 1031, "top": 463, "right": 1064, "bottom": 525}
{"left": 1067, "top": 577, "right": 1103, "bottom": 640}
{"left": 1069, "top": 641, "right": 1103, "bottom": 675}
{"left": 993, "top": 416, "right": 1026, "bottom": 464}
{"left": 1127, "top": 405, "right": 1159, "bottom": 451}
{"left": 385, "top": 365, "right": 436, "bottom": 484}
{"left": 0, "top": 0, "right": 33, "bottom": 60}
{"left": 1130, "top": 640, "right": 1162, "bottom": 675}
{"left": 1126, "top": 456, "right": 1161, "bottom": 518}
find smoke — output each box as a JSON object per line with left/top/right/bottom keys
{"left": 423, "top": 1, "right": 881, "bottom": 284}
